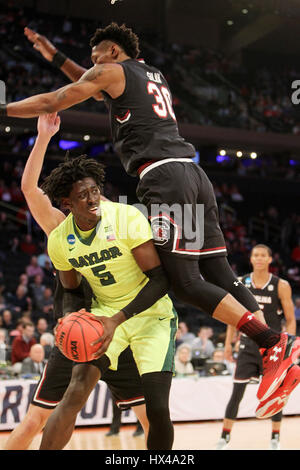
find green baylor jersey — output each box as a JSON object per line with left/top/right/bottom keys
{"left": 47, "top": 201, "right": 174, "bottom": 319}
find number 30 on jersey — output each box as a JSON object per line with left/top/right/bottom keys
{"left": 147, "top": 82, "right": 176, "bottom": 121}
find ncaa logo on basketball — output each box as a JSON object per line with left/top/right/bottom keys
{"left": 151, "top": 219, "right": 170, "bottom": 245}
{"left": 70, "top": 341, "right": 79, "bottom": 361}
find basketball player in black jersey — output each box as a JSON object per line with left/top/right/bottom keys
{"left": 3, "top": 23, "right": 300, "bottom": 417}
{"left": 216, "top": 244, "right": 296, "bottom": 450}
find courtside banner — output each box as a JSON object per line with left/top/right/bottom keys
{"left": 2, "top": 377, "right": 300, "bottom": 430}
{"left": 0, "top": 379, "right": 137, "bottom": 430}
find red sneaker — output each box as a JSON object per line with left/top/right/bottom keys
{"left": 257, "top": 333, "right": 300, "bottom": 402}
{"left": 256, "top": 364, "right": 300, "bottom": 419}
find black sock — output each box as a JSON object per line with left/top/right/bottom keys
{"left": 271, "top": 431, "right": 280, "bottom": 441}
{"left": 221, "top": 428, "right": 231, "bottom": 442}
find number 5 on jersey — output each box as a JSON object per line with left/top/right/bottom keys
{"left": 92, "top": 265, "right": 116, "bottom": 286}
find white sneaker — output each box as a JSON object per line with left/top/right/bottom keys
{"left": 215, "top": 438, "right": 229, "bottom": 450}
{"left": 269, "top": 438, "right": 280, "bottom": 450}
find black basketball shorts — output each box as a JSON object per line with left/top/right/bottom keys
{"left": 31, "top": 346, "right": 145, "bottom": 410}
{"left": 136, "top": 159, "right": 227, "bottom": 259}
{"left": 233, "top": 337, "right": 263, "bottom": 383}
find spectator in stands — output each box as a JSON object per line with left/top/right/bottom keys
{"left": 26, "top": 255, "right": 44, "bottom": 279}
{"left": 0, "top": 280, "right": 7, "bottom": 309}
{"left": 11, "top": 321, "right": 36, "bottom": 368}
{"left": 204, "top": 347, "right": 232, "bottom": 376}
{"left": 21, "top": 235, "right": 38, "bottom": 256}
{"left": 9, "top": 236, "right": 21, "bottom": 254}
{"left": 0, "top": 328, "right": 8, "bottom": 363}
{"left": 174, "top": 343, "right": 195, "bottom": 376}
{"left": 177, "top": 321, "right": 196, "bottom": 345}
{"left": 191, "top": 326, "right": 215, "bottom": 358}
{"left": 34, "top": 317, "right": 50, "bottom": 342}
{"left": 19, "top": 273, "right": 29, "bottom": 288}
{"left": 40, "top": 332, "right": 55, "bottom": 360}
{"left": 41, "top": 287, "right": 54, "bottom": 319}
{"left": 175, "top": 327, "right": 184, "bottom": 348}
{"left": 10, "top": 284, "right": 30, "bottom": 314}
{"left": 1, "top": 308, "right": 15, "bottom": 333}
{"left": 21, "top": 343, "right": 46, "bottom": 376}
{"left": 230, "top": 185, "right": 244, "bottom": 203}
{"left": 8, "top": 317, "right": 28, "bottom": 345}
{"left": 37, "top": 248, "right": 51, "bottom": 269}
{"left": 42, "top": 259, "right": 54, "bottom": 287}
{"left": 29, "top": 274, "right": 45, "bottom": 315}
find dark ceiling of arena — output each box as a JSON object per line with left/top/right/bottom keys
{"left": 2, "top": 0, "right": 300, "bottom": 55}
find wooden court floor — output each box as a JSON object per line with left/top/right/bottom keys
{"left": 1, "top": 416, "right": 300, "bottom": 450}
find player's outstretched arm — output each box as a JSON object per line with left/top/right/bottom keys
{"left": 24, "top": 27, "right": 103, "bottom": 100}
{"left": 3, "top": 63, "right": 123, "bottom": 118}
{"left": 21, "top": 113, "right": 65, "bottom": 236}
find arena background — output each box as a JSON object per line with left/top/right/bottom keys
{"left": 0, "top": 0, "right": 300, "bottom": 449}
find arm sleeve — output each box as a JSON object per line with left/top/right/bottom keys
{"left": 122, "top": 265, "right": 170, "bottom": 319}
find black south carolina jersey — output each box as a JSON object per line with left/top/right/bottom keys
{"left": 234, "top": 273, "right": 283, "bottom": 382}
{"left": 241, "top": 273, "right": 283, "bottom": 331}
{"left": 102, "top": 59, "right": 195, "bottom": 176}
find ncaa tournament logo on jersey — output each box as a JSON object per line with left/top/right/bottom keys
{"left": 67, "top": 234, "right": 76, "bottom": 250}
{"left": 268, "top": 284, "right": 274, "bottom": 291}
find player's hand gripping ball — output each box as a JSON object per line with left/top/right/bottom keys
{"left": 56, "top": 310, "right": 104, "bottom": 362}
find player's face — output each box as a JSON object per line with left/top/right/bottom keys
{"left": 91, "top": 42, "right": 117, "bottom": 65}
{"left": 250, "top": 247, "right": 272, "bottom": 271}
{"left": 64, "top": 177, "right": 101, "bottom": 230}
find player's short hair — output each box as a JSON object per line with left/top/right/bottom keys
{"left": 251, "top": 244, "right": 272, "bottom": 256}
{"left": 90, "top": 22, "right": 140, "bottom": 59}
{"left": 41, "top": 155, "right": 105, "bottom": 205}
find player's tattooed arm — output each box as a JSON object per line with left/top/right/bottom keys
{"left": 5, "top": 63, "right": 123, "bottom": 118}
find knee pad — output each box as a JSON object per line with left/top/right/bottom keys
{"left": 225, "top": 382, "right": 247, "bottom": 420}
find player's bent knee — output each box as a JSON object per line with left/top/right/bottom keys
{"left": 24, "top": 405, "right": 51, "bottom": 434}
{"left": 146, "top": 402, "right": 170, "bottom": 424}
{"left": 63, "top": 363, "right": 100, "bottom": 411}
{"left": 63, "top": 380, "right": 88, "bottom": 410}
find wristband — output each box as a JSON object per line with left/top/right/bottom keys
{"left": 52, "top": 50, "right": 67, "bottom": 68}
{"left": 0, "top": 104, "right": 7, "bottom": 116}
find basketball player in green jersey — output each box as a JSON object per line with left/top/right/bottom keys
{"left": 28, "top": 117, "right": 176, "bottom": 450}
{"left": 4, "top": 113, "right": 155, "bottom": 449}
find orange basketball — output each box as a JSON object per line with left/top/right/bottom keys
{"left": 56, "top": 311, "right": 104, "bottom": 362}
